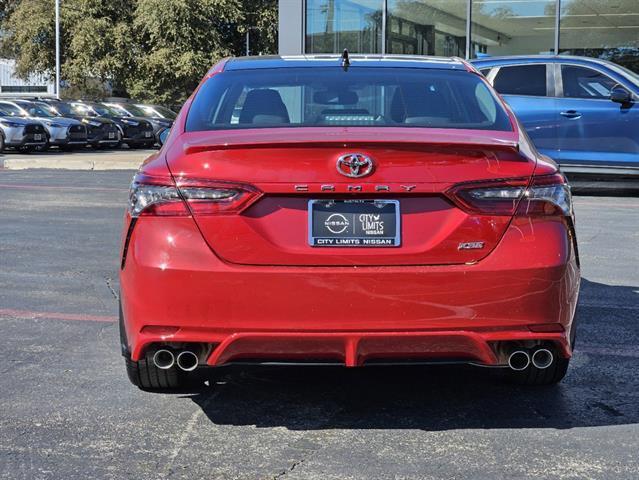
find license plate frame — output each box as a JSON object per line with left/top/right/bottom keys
{"left": 308, "top": 199, "right": 401, "bottom": 247}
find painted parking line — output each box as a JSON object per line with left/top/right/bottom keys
{"left": 0, "top": 183, "right": 127, "bottom": 192}
{"left": 0, "top": 308, "right": 117, "bottom": 323}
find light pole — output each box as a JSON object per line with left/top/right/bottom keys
{"left": 245, "top": 27, "right": 260, "bottom": 56}
{"left": 55, "top": 0, "right": 60, "bottom": 98}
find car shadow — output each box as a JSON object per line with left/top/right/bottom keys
{"left": 184, "top": 277, "right": 638, "bottom": 431}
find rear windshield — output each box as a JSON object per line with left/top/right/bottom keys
{"left": 186, "top": 67, "right": 512, "bottom": 132}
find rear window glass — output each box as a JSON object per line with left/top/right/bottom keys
{"left": 493, "top": 64, "right": 547, "bottom": 97}
{"left": 186, "top": 67, "right": 512, "bottom": 132}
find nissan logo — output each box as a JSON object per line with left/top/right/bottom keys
{"left": 324, "top": 213, "right": 350, "bottom": 234}
{"left": 336, "top": 153, "right": 374, "bottom": 178}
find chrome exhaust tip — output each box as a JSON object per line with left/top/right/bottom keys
{"left": 176, "top": 351, "right": 199, "bottom": 372}
{"left": 532, "top": 348, "right": 554, "bottom": 370}
{"left": 153, "top": 349, "right": 175, "bottom": 370}
{"left": 508, "top": 350, "right": 530, "bottom": 371}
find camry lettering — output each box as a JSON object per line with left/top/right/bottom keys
{"left": 293, "top": 184, "right": 418, "bottom": 192}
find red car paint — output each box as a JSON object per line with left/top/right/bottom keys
{"left": 120, "top": 57, "right": 579, "bottom": 372}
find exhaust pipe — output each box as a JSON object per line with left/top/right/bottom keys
{"left": 532, "top": 348, "right": 554, "bottom": 369}
{"left": 176, "top": 350, "right": 199, "bottom": 371}
{"left": 508, "top": 350, "right": 530, "bottom": 371}
{"left": 153, "top": 349, "right": 175, "bottom": 370}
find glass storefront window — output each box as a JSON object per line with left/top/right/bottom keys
{"left": 386, "top": 0, "right": 467, "bottom": 56}
{"left": 470, "top": 0, "right": 557, "bottom": 58}
{"left": 306, "top": 0, "right": 383, "bottom": 54}
{"left": 303, "top": 0, "right": 639, "bottom": 73}
{"left": 559, "top": 0, "right": 639, "bottom": 73}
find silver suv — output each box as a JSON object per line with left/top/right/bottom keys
{"left": 0, "top": 105, "right": 47, "bottom": 153}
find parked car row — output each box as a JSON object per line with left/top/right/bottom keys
{"left": 0, "top": 99, "right": 176, "bottom": 153}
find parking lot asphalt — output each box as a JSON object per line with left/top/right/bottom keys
{"left": 0, "top": 169, "right": 638, "bottom": 480}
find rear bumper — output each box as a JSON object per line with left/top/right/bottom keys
{"left": 560, "top": 164, "right": 639, "bottom": 193}
{"left": 120, "top": 215, "right": 580, "bottom": 366}
{"left": 139, "top": 330, "right": 572, "bottom": 367}
{"left": 560, "top": 163, "right": 639, "bottom": 177}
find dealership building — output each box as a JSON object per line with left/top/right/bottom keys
{"left": 278, "top": 0, "right": 639, "bottom": 72}
{"left": 0, "top": 59, "right": 55, "bottom": 97}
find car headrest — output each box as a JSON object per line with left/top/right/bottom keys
{"left": 390, "top": 84, "right": 451, "bottom": 123}
{"left": 239, "top": 89, "right": 290, "bottom": 125}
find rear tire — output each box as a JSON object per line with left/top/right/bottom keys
{"left": 508, "top": 357, "right": 570, "bottom": 385}
{"left": 125, "top": 353, "right": 203, "bottom": 392}
{"left": 0, "top": 132, "right": 4, "bottom": 153}
{"left": 120, "top": 299, "right": 203, "bottom": 391}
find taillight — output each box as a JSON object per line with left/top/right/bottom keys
{"left": 448, "top": 177, "right": 529, "bottom": 215}
{"left": 128, "top": 174, "right": 186, "bottom": 216}
{"left": 447, "top": 173, "right": 572, "bottom": 216}
{"left": 128, "top": 173, "right": 260, "bottom": 217}
{"left": 517, "top": 173, "right": 572, "bottom": 216}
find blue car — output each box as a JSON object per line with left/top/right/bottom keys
{"left": 472, "top": 56, "right": 639, "bottom": 177}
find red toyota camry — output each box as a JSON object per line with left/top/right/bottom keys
{"left": 119, "top": 54, "right": 580, "bottom": 390}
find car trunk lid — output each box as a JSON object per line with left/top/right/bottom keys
{"left": 167, "top": 127, "right": 534, "bottom": 266}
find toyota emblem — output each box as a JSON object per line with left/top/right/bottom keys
{"left": 336, "top": 153, "right": 374, "bottom": 178}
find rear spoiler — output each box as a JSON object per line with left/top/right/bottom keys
{"left": 183, "top": 128, "right": 520, "bottom": 155}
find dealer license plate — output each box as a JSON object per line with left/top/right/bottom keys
{"left": 308, "top": 199, "right": 400, "bottom": 247}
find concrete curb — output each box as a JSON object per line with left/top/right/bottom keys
{"left": 1, "top": 151, "right": 152, "bottom": 171}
